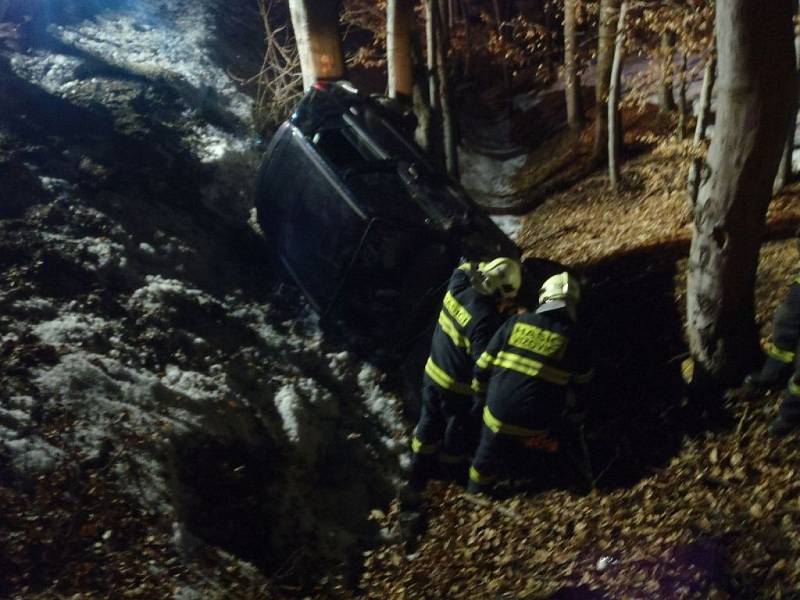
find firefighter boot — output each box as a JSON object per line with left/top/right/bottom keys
{"left": 466, "top": 478, "right": 491, "bottom": 495}
{"left": 395, "top": 510, "right": 426, "bottom": 552}
{"left": 768, "top": 415, "right": 800, "bottom": 437}
{"left": 769, "top": 384, "right": 800, "bottom": 436}
{"left": 406, "top": 453, "right": 436, "bottom": 493}
{"left": 743, "top": 358, "right": 792, "bottom": 392}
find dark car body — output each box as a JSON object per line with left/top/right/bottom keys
{"left": 255, "top": 81, "right": 537, "bottom": 358}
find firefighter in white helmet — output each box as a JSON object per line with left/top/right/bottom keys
{"left": 467, "top": 271, "right": 593, "bottom": 495}
{"left": 407, "top": 257, "right": 522, "bottom": 491}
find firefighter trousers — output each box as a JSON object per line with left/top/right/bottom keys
{"left": 410, "top": 377, "right": 481, "bottom": 486}
{"left": 761, "top": 281, "right": 800, "bottom": 379}
{"left": 468, "top": 424, "right": 568, "bottom": 495}
{"left": 779, "top": 373, "right": 800, "bottom": 424}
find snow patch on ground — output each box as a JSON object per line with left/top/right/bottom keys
{"left": 51, "top": 0, "right": 252, "bottom": 124}
{"left": 491, "top": 215, "right": 524, "bottom": 242}
{"left": 274, "top": 377, "right": 340, "bottom": 461}
{"left": 459, "top": 145, "right": 528, "bottom": 208}
{"left": 161, "top": 364, "right": 227, "bottom": 406}
{"left": 127, "top": 275, "right": 217, "bottom": 315}
{"left": 32, "top": 351, "right": 197, "bottom": 507}
{"left": 1, "top": 397, "right": 64, "bottom": 477}
{"left": 227, "top": 302, "right": 283, "bottom": 347}
{"left": 358, "top": 365, "right": 406, "bottom": 440}
{"left": 9, "top": 51, "right": 85, "bottom": 95}
{"left": 187, "top": 121, "right": 253, "bottom": 163}
{"left": 32, "top": 313, "right": 111, "bottom": 346}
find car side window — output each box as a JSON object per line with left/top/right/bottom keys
{"left": 312, "top": 126, "right": 379, "bottom": 171}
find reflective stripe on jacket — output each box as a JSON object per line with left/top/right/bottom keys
{"left": 425, "top": 264, "right": 503, "bottom": 395}
{"left": 473, "top": 307, "right": 593, "bottom": 432}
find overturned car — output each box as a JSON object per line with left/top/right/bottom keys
{"left": 255, "top": 81, "right": 555, "bottom": 360}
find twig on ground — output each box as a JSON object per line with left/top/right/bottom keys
{"left": 736, "top": 404, "right": 750, "bottom": 438}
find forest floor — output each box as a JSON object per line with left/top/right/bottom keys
{"left": 355, "top": 118, "right": 800, "bottom": 599}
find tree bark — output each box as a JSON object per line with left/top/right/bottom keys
{"left": 593, "top": 0, "right": 621, "bottom": 157}
{"left": 492, "top": 0, "right": 510, "bottom": 89}
{"left": 564, "top": 0, "right": 584, "bottom": 129}
{"left": 434, "top": 6, "right": 458, "bottom": 178}
{"left": 774, "top": 6, "right": 800, "bottom": 193}
{"left": 387, "top": 0, "right": 414, "bottom": 99}
{"left": 687, "top": 0, "right": 797, "bottom": 387}
{"left": 658, "top": 31, "right": 677, "bottom": 113}
{"left": 410, "top": 31, "right": 433, "bottom": 151}
{"left": 687, "top": 53, "right": 717, "bottom": 209}
{"left": 608, "top": 1, "right": 628, "bottom": 188}
{"left": 288, "top": 0, "right": 345, "bottom": 90}
{"left": 425, "top": 0, "right": 439, "bottom": 113}
{"left": 439, "top": 0, "right": 450, "bottom": 34}
{"left": 462, "top": 0, "right": 471, "bottom": 78}
{"left": 677, "top": 50, "right": 689, "bottom": 139}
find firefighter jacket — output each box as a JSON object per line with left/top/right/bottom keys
{"left": 473, "top": 306, "right": 593, "bottom": 437}
{"left": 764, "top": 276, "right": 800, "bottom": 366}
{"left": 424, "top": 263, "right": 504, "bottom": 396}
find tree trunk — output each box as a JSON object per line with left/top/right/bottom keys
{"left": 434, "top": 3, "right": 458, "bottom": 177}
{"left": 687, "top": 53, "right": 717, "bottom": 209}
{"left": 387, "top": 0, "right": 414, "bottom": 99}
{"left": 774, "top": 7, "right": 800, "bottom": 192}
{"left": 658, "top": 31, "right": 677, "bottom": 113}
{"left": 492, "top": 0, "right": 510, "bottom": 89}
{"left": 439, "top": 0, "right": 450, "bottom": 34}
{"left": 410, "top": 32, "right": 432, "bottom": 151}
{"left": 564, "top": 0, "right": 584, "bottom": 129}
{"left": 677, "top": 50, "right": 689, "bottom": 139}
{"left": 426, "top": 0, "right": 439, "bottom": 112}
{"left": 424, "top": 0, "right": 444, "bottom": 165}
{"left": 687, "top": 0, "right": 797, "bottom": 387}
{"left": 593, "top": 0, "right": 621, "bottom": 157}
{"left": 608, "top": 1, "right": 628, "bottom": 188}
{"left": 462, "top": 0, "right": 471, "bottom": 78}
{"left": 288, "top": 0, "right": 345, "bottom": 89}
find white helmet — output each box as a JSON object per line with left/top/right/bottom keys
{"left": 538, "top": 272, "right": 581, "bottom": 315}
{"left": 475, "top": 257, "right": 522, "bottom": 299}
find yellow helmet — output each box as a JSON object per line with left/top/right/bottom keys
{"left": 476, "top": 257, "right": 522, "bottom": 299}
{"left": 538, "top": 272, "right": 581, "bottom": 309}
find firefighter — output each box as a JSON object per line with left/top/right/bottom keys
{"left": 407, "top": 257, "right": 522, "bottom": 491}
{"left": 742, "top": 275, "right": 800, "bottom": 435}
{"left": 743, "top": 275, "right": 800, "bottom": 392}
{"left": 467, "top": 272, "right": 593, "bottom": 496}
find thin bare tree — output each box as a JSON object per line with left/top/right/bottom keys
{"left": 434, "top": 2, "right": 458, "bottom": 177}
{"left": 593, "top": 0, "right": 622, "bottom": 157}
{"left": 387, "top": 0, "right": 414, "bottom": 99}
{"left": 608, "top": 1, "right": 628, "bottom": 188}
{"left": 564, "top": 0, "right": 584, "bottom": 129}
{"left": 658, "top": 31, "right": 677, "bottom": 113}
{"left": 676, "top": 50, "right": 689, "bottom": 139}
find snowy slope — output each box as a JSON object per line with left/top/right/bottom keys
{"left": 0, "top": 0, "right": 411, "bottom": 595}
